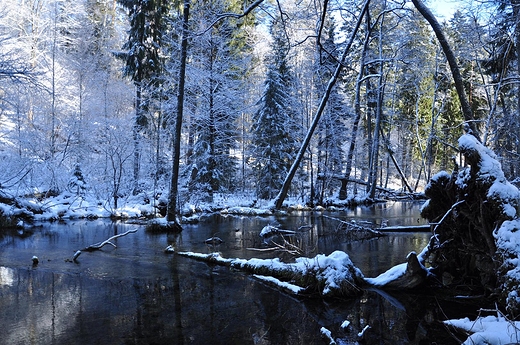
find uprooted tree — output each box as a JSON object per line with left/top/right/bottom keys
{"left": 420, "top": 133, "right": 520, "bottom": 316}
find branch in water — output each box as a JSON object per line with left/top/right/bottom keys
{"left": 81, "top": 228, "right": 138, "bottom": 252}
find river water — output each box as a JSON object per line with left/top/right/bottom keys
{"left": 0, "top": 201, "right": 478, "bottom": 344}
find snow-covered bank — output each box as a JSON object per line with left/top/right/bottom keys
{"left": 0, "top": 186, "right": 386, "bottom": 225}
{"left": 445, "top": 314, "right": 520, "bottom": 345}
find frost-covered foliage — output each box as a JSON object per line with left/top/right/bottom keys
{"left": 250, "top": 18, "right": 298, "bottom": 200}
{"left": 422, "top": 133, "right": 520, "bottom": 314}
{"left": 181, "top": 0, "right": 249, "bottom": 203}
{"left": 494, "top": 219, "right": 520, "bottom": 314}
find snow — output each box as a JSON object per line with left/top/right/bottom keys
{"left": 0, "top": 189, "right": 277, "bottom": 222}
{"left": 221, "top": 206, "right": 273, "bottom": 216}
{"left": 430, "top": 170, "right": 451, "bottom": 182}
{"left": 358, "top": 325, "right": 371, "bottom": 338}
{"left": 364, "top": 262, "right": 407, "bottom": 286}
{"left": 259, "top": 224, "right": 277, "bottom": 237}
{"left": 340, "top": 320, "right": 351, "bottom": 330}
{"left": 320, "top": 327, "right": 336, "bottom": 345}
{"left": 444, "top": 315, "right": 520, "bottom": 345}
{"left": 259, "top": 224, "right": 296, "bottom": 237}
{"left": 253, "top": 274, "right": 304, "bottom": 294}
{"left": 178, "top": 250, "right": 363, "bottom": 297}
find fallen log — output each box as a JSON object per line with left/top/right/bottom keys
{"left": 364, "top": 252, "right": 428, "bottom": 289}
{"left": 375, "top": 224, "right": 431, "bottom": 233}
{"left": 323, "top": 215, "right": 385, "bottom": 240}
{"left": 177, "top": 250, "right": 364, "bottom": 297}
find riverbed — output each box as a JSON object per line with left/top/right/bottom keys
{"left": 0, "top": 201, "right": 479, "bottom": 344}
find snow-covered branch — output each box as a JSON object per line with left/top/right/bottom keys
{"left": 196, "top": 0, "right": 264, "bottom": 36}
{"left": 81, "top": 228, "right": 138, "bottom": 252}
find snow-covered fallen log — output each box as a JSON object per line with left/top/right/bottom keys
{"left": 177, "top": 250, "right": 364, "bottom": 297}
{"left": 364, "top": 252, "right": 428, "bottom": 289}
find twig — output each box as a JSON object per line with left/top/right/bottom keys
{"left": 82, "top": 228, "right": 138, "bottom": 252}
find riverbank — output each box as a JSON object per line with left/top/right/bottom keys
{"left": 0, "top": 187, "right": 426, "bottom": 228}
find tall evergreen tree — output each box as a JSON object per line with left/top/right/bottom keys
{"left": 250, "top": 18, "right": 297, "bottom": 200}
{"left": 117, "top": 0, "right": 168, "bottom": 194}
{"left": 314, "top": 18, "right": 348, "bottom": 204}
{"left": 481, "top": 0, "right": 520, "bottom": 177}
{"left": 184, "top": 0, "right": 253, "bottom": 203}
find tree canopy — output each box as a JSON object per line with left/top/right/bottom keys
{"left": 0, "top": 0, "right": 519, "bottom": 214}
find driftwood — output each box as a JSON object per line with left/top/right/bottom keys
{"left": 323, "top": 215, "right": 385, "bottom": 240}
{"left": 256, "top": 225, "right": 305, "bottom": 256}
{"left": 81, "top": 228, "right": 138, "bottom": 252}
{"left": 365, "top": 252, "right": 428, "bottom": 289}
{"left": 319, "top": 175, "right": 423, "bottom": 199}
{"left": 177, "top": 251, "right": 364, "bottom": 297}
{"left": 376, "top": 225, "right": 431, "bottom": 232}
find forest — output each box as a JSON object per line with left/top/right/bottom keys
{"left": 0, "top": 0, "right": 519, "bottom": 221}
{"left": 5, "top": 1, "right": 520, "bottom": 342}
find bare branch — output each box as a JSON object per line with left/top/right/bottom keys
{"left": 82, "top": 228, "right": 138, "bottom": 252}
{"left": 196, "top": 0, "right": 264, "bottom": 36}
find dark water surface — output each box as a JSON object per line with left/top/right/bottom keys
{"left": 0, "top": 202, "right": 476, "bottom": 344}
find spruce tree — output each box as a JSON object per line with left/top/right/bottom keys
{"left": 315, "top": 18, "right": 348, "bottom": 204}
{"left": 184, "top": 0, "right": 250, "bottom": 202}
{"left": 250, "top": 18, "right": 297, "bottom": 200}
{"left": 117, "top": 0, "right": 168, "bottom": 194}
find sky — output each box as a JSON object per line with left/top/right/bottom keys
{"left": 430, "top": 0, "right": 464, "bottom": 19}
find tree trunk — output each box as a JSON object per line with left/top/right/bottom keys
{"left": 411, "top": 0, "right": 479, "bottom": 139}
{"left": 339, "top": 12, "right": 372, "bottom": 200}
{"left": 380, "top": 128, "right": 413, "bottom": 193}
{"left": 512, "top": 0, "right": 520, "bottom": 161}
{"left": 133, "top": 81, "right": 142, "bottom": 195}
{"left": 274, "top": 0, "right": 370, "bottom": 209}
{"left": 167, "top": 0, "right": 190, "bottom": 227}
{"left": 367, "top": 15, "right": 385, "bottom": 199}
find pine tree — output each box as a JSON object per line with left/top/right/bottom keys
{"left": 480, "top": 1, "right": 520, "bottom": 177}
{"left": 250, "top": 18, "right": 297, "bottom": 200}
{"left": 314, "top": 18, "right": 348, "bottom": 204}
{"left": 183, "top": 0, "right": 253, "bottom": 202}
{"left": 117, "top": 0, "right": 168, "bottom": 194}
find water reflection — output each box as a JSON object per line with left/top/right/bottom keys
{"left": 0, "top": 266, "right": 14, "bottom": 286}
{"left": 0, "top": 264, "right": 469, "bottom": 344}
{"left": 0, "top": 202, "right": 473, "bottom": 344}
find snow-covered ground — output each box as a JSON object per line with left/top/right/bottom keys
{"left": 444, "top": 314, "right": 520, "bottom": 345}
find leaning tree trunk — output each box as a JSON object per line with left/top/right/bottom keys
{"left": 274, "top": 0, "right": 370, "bottom": 209}
{"left": 411, "top": 0, "right": 479, "bottom": 139}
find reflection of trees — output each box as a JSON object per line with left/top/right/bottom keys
{"left": 303, "top": 290, "right": 461, "bottom": 344}
{"left": 0, "top": 259, "right": 469, "bottom": 344}
{"left": 1, "top": 269, "right": 80, "bottom": 344}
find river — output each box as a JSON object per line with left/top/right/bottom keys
{"left": 0, "top": 201, "right": 479, "bottom": 344}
